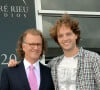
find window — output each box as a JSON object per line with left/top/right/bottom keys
{"left": 34, "top": 0, "right": 100, "bottom": 62}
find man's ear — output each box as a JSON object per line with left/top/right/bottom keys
{"left": 22, "top": 43, "right": 25, "bottom": 51}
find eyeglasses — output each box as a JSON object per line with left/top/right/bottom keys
{"left": 23, "top": 41, "right": 42, "bottom": 47}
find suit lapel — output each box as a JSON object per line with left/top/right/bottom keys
{"left": 39, "top": 63, "right": 46, "bottom": 90}
{"left": 18, "top": 61, "right": 30, "bottom": 90}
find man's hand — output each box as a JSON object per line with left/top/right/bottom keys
{"left": 8, "top": 59, "right": 19, "bottom": 67}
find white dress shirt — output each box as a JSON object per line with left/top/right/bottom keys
{"left": 23, "top": 59, "right": 40, "bottom": 89}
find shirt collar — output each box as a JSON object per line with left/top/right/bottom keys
{"left": 23, "top": 58, "right": 40, "bottom": 71}
{"left": 75, "top": 47, "right": 83, "bottom": 58}
{"left": 63, "top": 47, "right": 84, "bottom": 59}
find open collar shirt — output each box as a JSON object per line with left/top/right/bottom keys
{"left": 48, "top": 47, "right": 100, "bottom": 90}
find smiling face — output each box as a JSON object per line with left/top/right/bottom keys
{"left": 22, "top": 33, "right": 42, "bottom": 63}
{"left": 57, "top": 25, "right": 78, "bottom": 53}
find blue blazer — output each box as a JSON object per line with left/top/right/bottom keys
{"left": 0, "top": 61, "right": 55, "bottom": 90}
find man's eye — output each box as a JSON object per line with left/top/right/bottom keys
{"left": 58, "top": 35, "right": 63, "bottom": 38}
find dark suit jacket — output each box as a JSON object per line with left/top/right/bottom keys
{"left": 0, "top": 61, "right": 55, "bottom": 90}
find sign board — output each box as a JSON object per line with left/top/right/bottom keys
{"left": 0, "top": 0, "right": 36, "bottom": 79}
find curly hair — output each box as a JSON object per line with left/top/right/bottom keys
{"left": 50, "top": 13, "right": 80, "bottom": 45}
{"left": 16, "top": 28, "right": 46, "bottom": 60}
